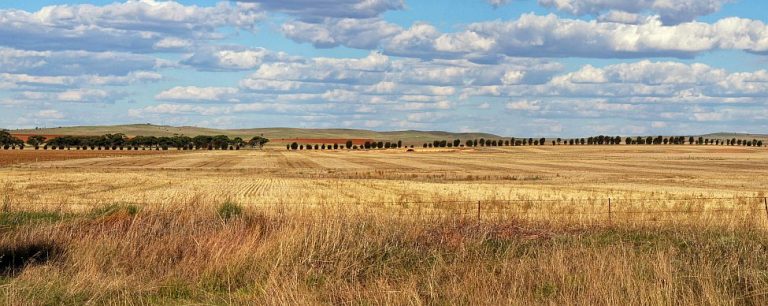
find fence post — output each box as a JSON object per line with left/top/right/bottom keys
{"left": 477, "top": 201, "right": 481, "bottom": 221}
{"left": 764, "top": 197, "right": 768, "bottom": 221}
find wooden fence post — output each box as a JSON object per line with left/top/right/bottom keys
{"left": 764, "top": 197, "right": 768, "bottom": 221}
{"left": 477, "top": 201, "right": 481, "bottom": 221}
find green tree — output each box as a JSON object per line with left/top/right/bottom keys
{"left": 26, "top": 135, "right": 46, "bottom": 148}
{"left": 248, "top": 136, "right": 270, "bottom": 149}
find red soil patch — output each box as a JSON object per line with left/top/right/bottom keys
{"left": 9, "top": 134, "right": 64, "bottom": 142}
{"left": 272, "top": 138, "right": 374, "bottom": 145}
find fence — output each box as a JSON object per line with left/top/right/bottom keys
{"left": 6, "top": 196, "right": 768, "bottom": 225}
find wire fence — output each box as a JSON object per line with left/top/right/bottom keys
{"left": 5, "top": 196, "right": 768, "bottom": 224}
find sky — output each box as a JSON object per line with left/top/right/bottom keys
{"left": 1, "top": 0, "right": 767, "bottom": 137}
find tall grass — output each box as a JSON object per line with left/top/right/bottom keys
{"left": 1, "top": 203, "right": 767, "bottom": 305}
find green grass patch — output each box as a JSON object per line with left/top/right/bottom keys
{"left": 217, "top": 202, "right": 242, "bottom": 220}
{"left": 0, "top": 211, "right": 68, "bottom": 228}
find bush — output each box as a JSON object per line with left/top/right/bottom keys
{"left": 217, "top": 202, "right": 242, "bottom": 220}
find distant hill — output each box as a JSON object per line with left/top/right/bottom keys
{"left": 9, "top": 124, "right": 501, "bottom": 144}
{"left": 9, "top": 124, "right": 766, "bottom": 144}
{"left": 700, "top": 133, "right": 768, "bottom": 140}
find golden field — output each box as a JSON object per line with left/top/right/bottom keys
{"left": 1, "top": 145, "right": 768, "bottom": 304}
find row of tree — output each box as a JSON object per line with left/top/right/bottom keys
{"left": 286, "top": 140, "right": 414, "bottom": 151}
{"left": 0, "top": 131, "right": 270, "bottom": 150}
{"left": 421, "top": 136, "right": 765, "bottom": 148}
{"left": 2, "top": 130, "right": 765, "bottom": 151}
{"left": 0, "top": 130, "right": 24, "bottom": 149}
{"left": 424, "top": 137, "right": 553, "bottom": 148}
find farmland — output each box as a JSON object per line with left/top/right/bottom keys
{"left": 2, "top": 145, "right": 768, "bottom": 304}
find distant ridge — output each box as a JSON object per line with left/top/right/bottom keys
{"left": 9, "top": 124, "right": 501, "bottom": 144}
{"left": 8, "top": 124, "right": 766, "bottom": 143}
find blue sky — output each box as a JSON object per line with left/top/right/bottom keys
{"left": 1, "top": 0, "right": 767, "bottom": 137}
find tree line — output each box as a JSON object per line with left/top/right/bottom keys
{"left": 286, "top": 140, "right": 412, "bottom": 151}
{"left": 421, "top": 135, "right": 764, "bottom": 148}
{"left": 2, "top": 130, "right": 765, "bottom": 151}
{"left": 0, "top": 130, "right": 270, "bottom": 150}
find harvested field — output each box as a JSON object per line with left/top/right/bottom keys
{"left": 2, "top": 145, "right": 768, "bottom": 304}
{"left": 3, "top": 145, "right": 767, "bottom": 211}
{"left": 0, "top": 149, "right": 178, "bottom": 167}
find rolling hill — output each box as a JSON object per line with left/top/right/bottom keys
{"left": 9, "top": 124, "right": 767, "bottom": 145}
{"left": 9, "top": 124, "right": 502, "bottom": 144}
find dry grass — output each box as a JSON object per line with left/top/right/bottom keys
{"left": 1, "top": 146, "right": 767, "bottom": 304}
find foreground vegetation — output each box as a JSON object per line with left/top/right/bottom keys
{"left": 1, "top": 203, "right": 767, "bottom": 305}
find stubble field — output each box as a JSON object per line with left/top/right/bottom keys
{"left": 1, "top": 146, "right": 768, "bottom": 304}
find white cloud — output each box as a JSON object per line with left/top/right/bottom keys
{"left": 0, "top": 47, "right": 162, "bottom": 76}
{"left": 129, "top": 102, "right": 334, "bottom": 117}
{"left": 242, "top": 52, "right": 391, "bottom": 86}
{"left": 651, "top": 121, "right": 667, "bottom": 128}
{"left": 693, "top": 112, "right": 725, "bottom": 122}
{"left": 155, "top": 86, "right": 240, "bottom": 102}
{"left": 282, "top": 18, "right": 402, "bottom": 49}
{"left": 182, "top": 46, "right": 301, "bottom": 71}
{"left": 0, "top": 1, "right": 263, "bottom": 52}
{"left": 35, "top": 109, "right": 66, "bottom": 119}
{"left": 56, "top": 89, "right": 113, "bottom": 103}
{"left": 239, "top": 0, "right": 403, "bottom": 20}
{"left": 460, "top": 61, "right": 768, "bottom": 103}
{"left": 506, "top": 100, "right": 542, "bottom": 111}
{"left": 0, "top": 71, "right": 161, "bottom": 91}
{"left": 284, "top": 13, "right": 768, "bottom": 60}
{"left": 153, "top": 37, "right": 193, "bottom": 50}
{"left": 597, "top": 11, "right": 644, "bottom": 24}
{"left": 488, "top": 0, "right": 510, "bottom": 8}
{"left": 538, "top": 0, "right": 734, "bottom": 25}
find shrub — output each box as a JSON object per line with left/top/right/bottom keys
{"left": 217, "top": 202, "right": 242, "bottom": 221}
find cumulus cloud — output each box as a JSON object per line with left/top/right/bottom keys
{"left": 0, "top": 71, "right": 161, "bottom": 91}
{"left": 182, "top": 46, "right": 301, "bottom": 71}
{"left": 240, "top": 52, "right": 560, "bottom": 97}
{"left": 538, "top": 0, "right": 734, "bottom": 25}
{"left": 506, "top": 100, "right": 542, "bottom": 111}
{"left": 434, "top": 14, "right": 768, "bottom": 59}
{"left": 541, "top": 61, "right": 768, "bottom": 99}
{"left": 35, "top": 109, "right": 66, "bottom": 119}
{"left": 57, "top": 89, "right": 112, "bottom": 103}
{"left": 0, "top": 1, "right": 263, "bottom": 52}
{"left": 0, "top": 48, "right": 163, "bottom": 76}
{"left": 129, "top": 102, "right": 333, "bottom": 117}
{"left": 155, "top": 86, "right": 240, "bottom": 102}
{"left": 238, "top": 0, "right": 403, "bottom": 20}
{"left": 282, "top": 13, "right": 768, "bottom": 60}
{"left": 241, "top": 52, "right": 392, "bottom": 87}
{"left": 282, "top": 18, "right": 402, "bottom": 49}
